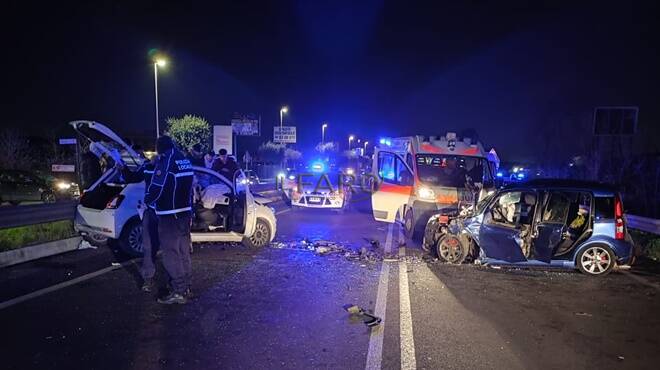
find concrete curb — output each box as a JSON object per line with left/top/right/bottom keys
{"left": 0, "top": 236, "right": 82, "bottom": 268}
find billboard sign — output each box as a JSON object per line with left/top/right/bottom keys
{"left": 231, "top": 113, "right": 260, "bottom": 136}
{"left": 274, "top": 126, "right": 296, "bottom": 144}
{"left": 213, "top": 125, "right": 233, "bottom": 154}
{"left": 593, "top": 106, "right": 638, "bottom": 136}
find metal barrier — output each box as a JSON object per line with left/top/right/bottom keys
{"left": 626, "top": 214, "right": 660, "bottom": 235}
{"left": 0, "top": 201, "right": 77, "bottom": 229}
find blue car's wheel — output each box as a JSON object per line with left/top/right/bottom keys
{"left": 577, "top": 244, "right": 615, "bottom": 276}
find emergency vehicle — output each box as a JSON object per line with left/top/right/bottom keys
{"left": 371, "top": 132, "right": 499, "bottom": 239}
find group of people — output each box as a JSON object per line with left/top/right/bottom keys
{"left": 186, "top": 143, "right": 239, "bottom": 180}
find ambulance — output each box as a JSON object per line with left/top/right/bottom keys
{"left": 371, "top": 132, "right": 499, "bottom": 239}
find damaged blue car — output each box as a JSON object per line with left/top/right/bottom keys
{"left": 422, "top": 179, "right": 636, "bottom": 276}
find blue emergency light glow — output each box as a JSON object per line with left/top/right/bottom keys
{"left": 311, "top": 161, "right": 325, "bottom": 172}
{"left": 379, "top": 137, "right": 392, "bottom": 146}
{"left": 496, "top": 172, "right": 503, "bottom": 178}
{"left": 517, "top": 173, "right": 525, "bottom": 179}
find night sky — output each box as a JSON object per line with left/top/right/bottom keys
{"left": 5, "top": 0, "right": 659, "bottom": 161}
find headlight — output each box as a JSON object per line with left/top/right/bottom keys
{"left": 277, "top": 172, "right": 285, "bottom": 179}
{"left": 418, "top": 187, "right": 435, "bottom": 200}
{"left": 288, "top": 175, "right": 295, "bottom": 180}
{"left": 56, "top": 182, "right": 71, "bottom": 190}
{"left": 240, "top": 179, "right": 248, "bottom": 184}
{"left": 346, "top": 168, "right": 354, "bottom": 175}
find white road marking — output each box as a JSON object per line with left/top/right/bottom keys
{"left": 0, "top": 259, "right": 137, "bottom": 311}
{"left": 365, "top": 223, "right": 393, "bottom": 370}
{"left": 620, "top": 270, "right": 660, "bottom": 292}
{"left": 275, "top": 208, "right": 291, "bottom": 215}
{"left": 398, "top": 227, "right": 417, "bottom": 370}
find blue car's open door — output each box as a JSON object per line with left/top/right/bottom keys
{"left": 478, "top": 190, "right": 529, "bottom": 263}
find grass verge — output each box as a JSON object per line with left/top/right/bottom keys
{"left": 0, "top": 220, "right": 76, "bottom": 252}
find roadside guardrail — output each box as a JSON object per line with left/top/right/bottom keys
{"left": 0, "top": 201, "right": 77, "bottom": 230}
{"left": 627, "top": 214, "right": 660, "bottom": 235}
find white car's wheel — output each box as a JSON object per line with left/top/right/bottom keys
{"left": 577, "top": 244, "right": 615, "bottom": 276}
{"left": 243, "top": 218, "right": 271, "bottom": 248}
{"left": 118, "top": 218, "right": 144, "bottom": 257}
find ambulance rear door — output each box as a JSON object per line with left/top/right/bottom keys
{"left": 371, "top": 150, "right": 414, "bottom": 223}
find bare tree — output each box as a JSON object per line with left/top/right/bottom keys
{"left": 0, "top": 129, "right": 31, "bottom": 170}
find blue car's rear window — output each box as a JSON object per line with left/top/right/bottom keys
{"left": 594, "top": 197, "right": 614, "bottom": 220}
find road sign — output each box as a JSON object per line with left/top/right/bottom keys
{"left": 274, "top": 126, "right": 296, "bottom": 144}
{"left": 231, "top": 114, "right": 260, "bottom": 136}
{"left": 59, "top": 138, "right": 77, "bottom": 145}
{"left": 213, "top": 125, "right": 233, "bottom": 154}
{"left": 51, "top": 164, "right": 75, "bottom": 172}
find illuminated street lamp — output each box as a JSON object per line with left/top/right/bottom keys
{"left": 279, "top": 106, "right": 288, "bottom": 131}
{"left": 348, "top": 135, "right": 355, "bottom": 150}
{"left": 153, "top": 58, "right": 167, "bottom": 138}
{"left": 364, "top": 141, "right": 369, "bottom": 152}
{"left": 322, "top": 122, "right": 328, "bottom": 144}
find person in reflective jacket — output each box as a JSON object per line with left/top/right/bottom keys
{"left": 144, "top": 136, "right": 194, "bottom": 305}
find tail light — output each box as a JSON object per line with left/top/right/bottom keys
{"left": 106, "top": 194, "right": 125, "bottom": 209}
{"left": 614, "top": 195, "right": 624, "bottom": 240}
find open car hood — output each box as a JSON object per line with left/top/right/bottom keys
{"left": 69, "top": 120, "right": 143, "bottom": 167}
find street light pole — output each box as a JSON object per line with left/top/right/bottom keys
{"left": 154, "top": 63, "right": 160, "bottom": 138}
{"left": 278, "top": 106, "right": 288, "bottom": 144}
{"left": 348, "top": 135, "right": 354, "bottom": 150}
{"left": 153, "top": 58, "right": 167, "bottom": 139}
{"left": 364, "top": 141, "right": 369, "bottom": 152}
{"left": 322, "top": 123, "right": 328, "bottom": 144}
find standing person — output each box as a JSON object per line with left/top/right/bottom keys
{"left": 144, "top": 136, "right": 194, "bottom": 305}
{"left": 119, "top": 156, "right": 159, "bottom": 292}
{"left": 204, "top": 150, "right": 215, "bottom": 169}
{"left": 188, "top": 143, "right": 206, "bottom": 167}
{"left": 212, "top": 148, "right": 239, "bottom": 180}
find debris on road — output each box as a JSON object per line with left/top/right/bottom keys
{"left": 77, "top": 240, "right": 97, "bottom": 250}
{"left": 574, "top": 312, "right": 593, "bottom": 317}
{"left": 343, "top": 303, "right": 382, "bottom": 327}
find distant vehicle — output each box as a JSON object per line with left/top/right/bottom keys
{"left": 280, "top": 161, "right": 351, "bottom": 211}
{"left": 243, "top": 170, "right": 260, "bottom": 185}
{"left": 370, "top": 132, "right": 499, "bottom": 239}
{"left": 70, "top": 121, "right": 277, "bottom": 256}
{"left": 422, "top": 179, "right": 636, "bottom": 276}
{"left": 0, "top": 169, "right": 76, "bottom": 205}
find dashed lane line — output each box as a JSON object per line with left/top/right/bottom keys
{"left": 365, "top": 223, "right": 393, "bottom": 370}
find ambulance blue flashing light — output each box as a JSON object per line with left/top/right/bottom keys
{"left": 311, "top": 161, "right": 325, "bottom": 173}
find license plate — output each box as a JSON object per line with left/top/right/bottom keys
{"left": 308, "top": 197, "right": 322, "bottom": 203}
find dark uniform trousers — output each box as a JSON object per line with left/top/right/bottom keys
{"left": 158, "top": 211, "right": 192, "bottom": 294}
{"left": 141, "top": 207, "right": 159, "bottom": 280}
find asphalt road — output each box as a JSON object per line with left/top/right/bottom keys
{"left": 1, "top": 192, "right": 659, "bottom": 369}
